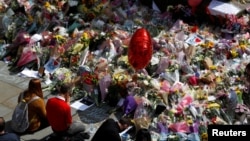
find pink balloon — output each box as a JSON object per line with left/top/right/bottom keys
{"left": 188, "top": 0, "right": 202, "bottom": 7}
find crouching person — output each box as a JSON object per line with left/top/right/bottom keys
{"left": 91, "top": 117, "right": 133, "bottom": 141}
{"left": 0, "top": 117, "right": 20, "bottom": 141}
{"left": 46, "top": 84, "right": 90, "bottom": 140}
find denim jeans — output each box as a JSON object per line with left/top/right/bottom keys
{"left": 67, "top": 121, "right": 86, "bottom": 135}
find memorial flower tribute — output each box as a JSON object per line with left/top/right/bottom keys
{"left": 1, "top": 0, "right": 250, "bottom": 140}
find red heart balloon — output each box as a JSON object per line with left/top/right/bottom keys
{"left": 128, "top": 28, "right": 153, "bottom": 70}
{"left": 188, "top": 0, "right": 202, "bottom": 7}
{"left": 188, "top": 0, "right": 202, "bottom": 13}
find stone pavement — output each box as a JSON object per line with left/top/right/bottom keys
{"left": 0, "top": 60, "right": 56, "bottom": 141}
{"left": 0, "top": 61, "right": 118, "bottom": 141}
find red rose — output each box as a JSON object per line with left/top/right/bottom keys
{"left": 82, "top": 72, "right": 98, "bottom": 85}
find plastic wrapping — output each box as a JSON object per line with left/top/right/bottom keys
{"left": 17, "top": 46, "right": 37, "bottom": 67}
{"left": 99, "top": 74, "right": 112, "bottom": 101}
{"left": 134, "top": 98, "right": 153, "bottom": 131}
{"left": 169, "top": 121, "right": 190, "bottom": 133}
{"left": 156, "top": 57, "right": 170, "bottom": 75}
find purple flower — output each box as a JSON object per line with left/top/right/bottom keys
{"left": 123, "top": 95, "right": 137, "bottom": 115}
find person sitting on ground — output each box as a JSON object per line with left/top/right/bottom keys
{"left": 46, "top": 83, "right": 89, "bottom": 139}
{"left": 135, "top": 128, "right": 152, "bottom": 141}
{"left": 15, "top": 78, "right": 48, "bottom": 133}
{"left": 0, "top": 117, "right": 20, "bottom": 141}
{"left": 120, "top": 85, "right": 138, "bottom": 117}
{"left": 109, "top": 83, "right": 138, "bottom": 118}
{"left": 91, "top": 117, "right": 133, "bottom": 141}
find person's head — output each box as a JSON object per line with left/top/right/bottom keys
{"left": 118, "top": 117, "right": 133, "bottom": 131}
{"left": 59, "top": 83, "right": 72, "bottom": 96}
{"left": 135, "top": 128, "right": 152, "bottom": 141}
{"left": 0, "top": 117, "right": 5, "bottom": 133}
{"left": 28, "top": 78, "right": 43, "bottom": 98}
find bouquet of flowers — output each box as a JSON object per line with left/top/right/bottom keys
{"left": 53, "top": 67, "right": 72, "bottom": 83}
{"left": 51, "top": 67, "right": 73, "bottom": 93}
{"left": 76, "top": 70, "right": 99, "bottom": 105}
{"left": 17, "top": 46, "right": 37, "bottom": 67}
{"left": 82, "top": 71, "right": 99, "bottom": 85}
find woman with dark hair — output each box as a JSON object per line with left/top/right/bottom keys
{"left": 25, "top": 78, "right": 44, "bottom": 99}
{"left": 135, "top": 128, "right": 152, "bottom": 141}
{"left": 15, "top": 78, "right": 48, "bottom": 133}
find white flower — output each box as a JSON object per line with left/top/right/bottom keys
{"left": 150, "top": 79, "right": 161, "bottom": 90}
{"left": 53, "top": 67, "right": 73, "bottom": 84}
{"left": 151, "top": 56, "right": 159, "bottom": 65}
{"left": 143, "top": 80, "right": 149, "bottom": 86}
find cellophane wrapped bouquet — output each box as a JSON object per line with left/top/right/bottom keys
{"left": 51, "top": 67, "right": 73, "bottom": 94}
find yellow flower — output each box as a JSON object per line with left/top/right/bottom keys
{"left": 71, "top": 43, "right": 85, "bottom": 54}
{"left": 118, "top": 55, "right": 129, "bottom": 65}
{"left": 230, "top": 49, "right": 238, "bottom": 58}
{"left": 235, "top": 88, "right": 242, "bottom": 95}
{"left": 93, "top": 4, "right": 104, "bottom": 13}
{"left": 54, "top": 35, "right": 66, "bottom": 42}
{"left": 209, "top": 65, "right": 217, "bottom": 70}
{"left": 215, "top": 77, "right": 222, "bottom": 83}
{"left": 186, "top": 119, "right": 193, "bottom": 125}
{"left": 207, "top": 41, "right": 214, "bottom": 48}
{"left": 200, "top": 41, "right": 214, "bottom": 48}
{"left": 196, "top": 91, "right": 207, "bottom": 100}
{"left": 207, "top": 103, "right": 220, "bottom": 109}
{"left": 239, "top": 44, "right": 247, "bottom": 50}
{"left": 82, "top": 5, "right": 88, "bottom": 13}
{"left": 113, "top": 72, "right": 128, "bottom": 83}
{"left": 82, "top": 32, "right": 90, "bottom": 40}
{"left": 201, "top": 133, "right": 208, "bottom": 140}
{"left": 44, "top": 2, "right": 51, "bottom": 9}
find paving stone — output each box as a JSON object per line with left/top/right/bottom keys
{"left": 0, "top": 61, "right": 108, "bottom": 140}
{"left": 0, "top": 104, "right": 13, "bottom": 118}
{"left": 0, "top": 82, "right": 22, "bottom": 103}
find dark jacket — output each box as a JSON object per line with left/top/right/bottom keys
{"left": 91, "top": 118, "right": 121, "bottom": 141}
